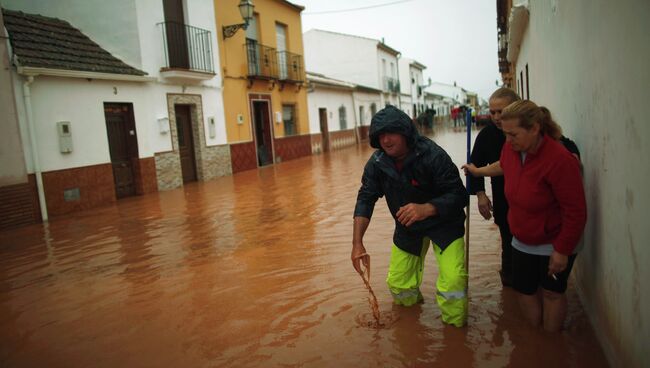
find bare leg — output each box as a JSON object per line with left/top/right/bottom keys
{"left": 542, "top": 289, "right": 567, "bottom": 332}
{"left": 517, "top": 289, "right": 542, "bottom": 328}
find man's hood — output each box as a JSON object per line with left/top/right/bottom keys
{"left": 368, "top": 105, "right": 419, "bottom": 149}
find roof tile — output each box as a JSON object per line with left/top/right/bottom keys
{"left": 2, "top": 8, "right": 147, "bottom": 76}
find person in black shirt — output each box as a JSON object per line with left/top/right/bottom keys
{"left": 468, "top": 88, "right": 521, "bottom": 287}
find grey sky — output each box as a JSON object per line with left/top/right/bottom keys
{"left": 297, "top": 0, "right": 501, "bottom": 100}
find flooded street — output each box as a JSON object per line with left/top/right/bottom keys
{"left": 0, "top": 125, "right": 608, "bottom": 367}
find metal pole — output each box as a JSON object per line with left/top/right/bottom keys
{"left": 464, "top": 107, "right": 472, "bottom": 292}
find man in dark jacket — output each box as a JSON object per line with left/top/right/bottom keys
{"left": 352, "top": 106, "right": 469, "bottom": 327}
{"left": 468, "top": 87, "right": 520, "bottom": 287}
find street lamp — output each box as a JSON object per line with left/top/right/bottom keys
{"left": 223, "top": 0, "right": 254, "bottom": 39}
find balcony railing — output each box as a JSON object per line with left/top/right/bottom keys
{"left": 383, "top": 77, "right": 400, "bottom": 93}
{"left": 158, "top": 21, "right": 213, "bottom": 73}
{"left": 245, "top": 39, "right": 278, "bottom": 79}
{"left": 277, "top": 50, "right": 304, "bottom": 83}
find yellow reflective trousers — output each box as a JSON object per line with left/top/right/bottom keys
{"left": 386, "top": 237, "right": 468, "bottom": 327}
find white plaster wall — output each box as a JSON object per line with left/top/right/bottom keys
{"left": 303, "top": 30, "right": 378, "bottom": 89}
{"left": 512, "top": 1, "right": 649, "bottom": 367}
{"left": 1, "top": 16, "right": 27, "bottom": 185}
{"left": 398, "top": 57, "right": 412, "bottom": 95}
{"left": 400, "top": 94, "right": 413, "bottom": 117}
{"left": 352, "top": 91, "right": 382, "bottom": 127}
{"left": 1, "top": 0, "right": 142, "bottom": 69}
{"left": 134, "top": 0, "right": 222, "bottom": 86}
{"left": 307, "top": 87, "right": 356, "bottom": 134}
{"left": 12, "top": 75, "right": 228, "bottom": 173}
{"left": 377, "top": 48, "right": 398, "bottom": 87}
{"left": 428, "top": 82, "right": 466, "bottom": 104}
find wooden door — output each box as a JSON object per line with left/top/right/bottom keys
{"left": 175, "top": 105, "right": 197, "bottom": 182}
{"left": 253, "top": 101, "right": 273, "bottom": 166}
{"left": 104, "top": 103, "right": 139, "bottom": 199}
{"left": 319, "top": 108, "right": 330, "bottom": 153}
{"left": 163, "top": 0, "right": 189, "bottom": 69}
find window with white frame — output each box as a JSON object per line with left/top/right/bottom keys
{"left": 339, "top": 105, "right": 347, "bottom": 130}
{"left": 282, "top": 104, "right": 297, "bottom": 136}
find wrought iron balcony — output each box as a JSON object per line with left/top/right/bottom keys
{"left": 245, "top": 39, "right": 278, "bottom": 79}
{"left": 383, "top": 77, "right": 400, "bottom": 93}
{"left": 277, "top": 50, "right": 304, "bottom": 83}
{"left": 158, "top": 21, "right": 214, "bottom": 74}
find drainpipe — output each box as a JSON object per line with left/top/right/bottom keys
{"left": 22, "top": 75, "right": 48, "bottom": 222}
{"left": 351, "top": 88, "right": 360, "bottom": 144}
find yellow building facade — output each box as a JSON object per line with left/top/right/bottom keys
{"left": 215, "top": 0, "right": 310, "bottom": 173}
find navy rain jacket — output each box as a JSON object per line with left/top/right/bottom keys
{"left": 353, "top": 106, "right": 468, "bottom": 256}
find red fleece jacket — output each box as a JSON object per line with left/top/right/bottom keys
{"left": 500, "top": 135, "right": 587, "bottom": 255}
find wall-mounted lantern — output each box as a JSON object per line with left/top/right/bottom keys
{"left": 223, "top": 0, "right": 255, "bottom": 39}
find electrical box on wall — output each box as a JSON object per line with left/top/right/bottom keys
{"left": 275, "top": 111, "right": 282, "bottom": 124}
{"left": 208, "top": 116, "right": 216, "bottom": 138}
{"left": 56, "top": 121, "right": 73, "bottom": 153}
{"left": 236, "top": 114, "right": 244, "bottom": 125}
{"left": 157, "top": 117, "right": 170, "bottom": 134}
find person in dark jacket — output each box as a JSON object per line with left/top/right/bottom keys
{"left": 468, "top": 88, "right": 521, "bottom": 287}
{"left": 351, "top": 105, "right": 469, "bottom": 327}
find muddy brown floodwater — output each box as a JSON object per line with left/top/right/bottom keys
{"left": 0, "top": 124, "right": 608, "bottom": 367}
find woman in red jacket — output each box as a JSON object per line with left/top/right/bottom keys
{"left": 463, "top": 100, "right": 586, "bottom": 332}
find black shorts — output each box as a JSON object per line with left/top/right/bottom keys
{"left": 512, "top": 247, "right": 577, "bottom": 295}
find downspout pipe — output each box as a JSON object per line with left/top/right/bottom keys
{"left": 22, "top": 75, "right": 48, "bottom": 222}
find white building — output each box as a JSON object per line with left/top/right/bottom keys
{"left": 303, "top": 29, "right": 401, "bottom": 109}
{"left": 499, "top": 1, "right": 649, "bottom": 367}
{"left": 306, "top": 72, "right": 357, "bottom": 153}
{"left": 398, "top": 58, "right": 427, "bottom": 118}
{"left": 306, "top": 72, "right": 382, "bottom": 152}
{"left": 427, "top": 81, "right": 468, "bottom": 106}
{"left": 0, "top": 0, "right": 227, "bottom": 224}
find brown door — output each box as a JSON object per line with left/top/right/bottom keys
{"left": 163, "top": 0, "right": 189, "bottom": 69}
{"left": 104, "top": 103, "right": 139, "bottom": 199}
{"left": 319, "top": 108, "right": 330, "bottom": 153}
{"left": 253, "top": 101, "right": 273, "bottom": 166}
{"left": 175, "top": 105, "right": 197, "bottom": 182}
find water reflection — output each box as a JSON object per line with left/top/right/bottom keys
{"left": 0, "top": 123, "right": 608, "bottom": 367}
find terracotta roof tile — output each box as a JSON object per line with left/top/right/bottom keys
{"left": 2, "top": 8, "right": 146, "bottom": 76}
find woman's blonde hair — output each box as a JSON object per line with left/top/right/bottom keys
{"left": 501, "top": 100, "right": 562, "bottom": 140}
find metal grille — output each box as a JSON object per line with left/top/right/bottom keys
{"left": 158, "top": 21, "right": 214, "bottom": 73}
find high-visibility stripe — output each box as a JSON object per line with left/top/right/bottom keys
{"left": 390, "top": 288, "right": 420, "bottom": 300}
{"left": 436, "top": 289, "right": 467, "bottom": 300}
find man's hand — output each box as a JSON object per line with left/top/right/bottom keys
{"left": 396, "top": 203, "right": 437, "bottom": 227}
{"left": 461, "top": 163, "right": 478, "bottom": 177}
{"left": 548, "top": 250, "right": 568, "bottom": 278}
{"left": 351, "top": 243, "right": 370, "bottom": 276}
{"left": 477, "top": 192, "right": 493, "bottom": 220}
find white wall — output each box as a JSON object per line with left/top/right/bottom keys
{"left": 428, "top": 82, "right": 466, "bottom": 104}
{"left": 13, "top": 75, "right": 228, "bottom": 173}
{"left": 304, "top": 30, "right": 378, "bottom": 89}
{"left": 1, "top": 0, "right": 142, "bottom": 69}
{"left": 2, "top": 0, "right": 223, "bottom": 88}
{"left": 0, "top": 11, "right": 26, "bottom": 185}
{"left": 307, "top": 86, "right": 356, "bottom": 134}
{"left": 398, "top": 57, "right": 411, "bottom": 95}
{"left": 352, "top": 91, "right": 382, "bottom": 127}
{"left": 512, "top": 1, "right": 650, "bottom": 367}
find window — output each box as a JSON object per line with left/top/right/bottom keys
{"left": 282, "top": 104, "right": 296, "bottom": 136}
{"left": 370, "top": 103, "right": 377, "bottom": 117}
{"left": 359, "top": 105, "right": 365, "bottom": 125}
{"left": 276, "top": 23, "right": 288, "bottom": 80}
{"left": 339, "top": 105, "right": 347, "bottom": 130}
